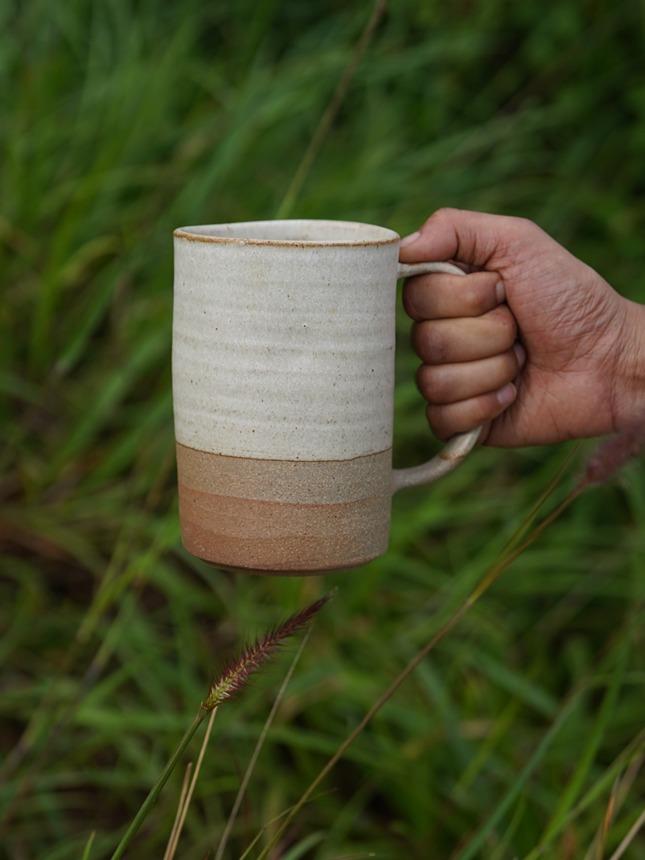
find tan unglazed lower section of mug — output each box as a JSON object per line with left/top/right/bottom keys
{"left": 176, "top": 443, "right": 392, "bottom": 573}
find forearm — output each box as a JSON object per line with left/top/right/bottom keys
{"left": 612, "top": 299, "right": 645, "bottom": 432}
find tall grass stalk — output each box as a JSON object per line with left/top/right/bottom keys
{"left": 238, "top": 792, "right": 335, "bottom": 860}
{"left": 584, "top": 753, "right": 644, "bottom": 860}
{"left": 109, "top": 595, "right": 329, "bottom": 858}
{"left": 275, "top": 0, "right": 387, "bottom": 218}
{"left": 255, "top": 456, "right": 583, "bottom": 859}
{"left": 163, "top": 762, "right": 193, "bottom": 860}
{"left": 214, "top": 629, "right": 311, "bottom": 860}
{"left": 608, "top": 808, "right": 645, "bottom": 860}
{"left": 527, "top": 731, "right": 645, "bottom": 860}
{"left": 80, "top": 831, "right": 96, "bottom": 860}
{"left": 164, "top": 708, "right": 217, "bottom": 859}
{"left": 461, "top": 634, "right": 632, "bottom": 860}
{"left": 111, "top": 709, "right": 206, "bottom": 860}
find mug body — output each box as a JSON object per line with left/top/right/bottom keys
{"left": 172, "top": 220, "right": 400, "bottom": 572}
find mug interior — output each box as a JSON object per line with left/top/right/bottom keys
{"left": 174, "top": 219, "right": 399, "bottom": 246}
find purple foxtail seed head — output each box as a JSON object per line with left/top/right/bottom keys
{"left": 202, "top": 592, "right": 333, "bottom": 711}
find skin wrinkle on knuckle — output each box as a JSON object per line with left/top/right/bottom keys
{"left": 419, "top": 350, "right": 518, "bottom": 405}
{"left": 422, "top": 210, "right": 444, "bottom": 236}
{"left": 411, "top": 322, "right": 429, "bottom": 359}
{"left": 402, "top": 287, "right": 418, "bottom": 320}
{"left": 415, "top": 364, "right": 430, "bottom": 395}
{"left": 481, "top": 352, "right": 517, "bottom": 392}
{"left": 463, "top": 285, "right": 482, "bottom": 315}
{"left": 406, "top": 277, "right": 436, "bottom": 319}
{"left": 430, "top": 207, "right": 457, "bottom": 227}
{"left": 416, "top": 321, "right": 446, "bottom": 363}
{"left": 426, "top": 404, "right": 450, "bottom": 440}
{"left": 418, "top": 365, "right": 447, "bottom": 402}
{"left": 430, "top": 208, "right": 464, "bottom": 261}
{"left": 407, "top": 274, "right": 497, "bottom": 320}
{"left": 509, "top": 215, "right": 540, "bottom": 241}
{"left": 427, "top": 390, "right": 500, "bottom": 439}
{"left": 489, "top": 307, "right": 517, "bottom": 347}
{"left": 429, "top": 332, "right": 447, "bottom": 363}
{"left": 476, "top": 393, "right": 499, "bottom": 423}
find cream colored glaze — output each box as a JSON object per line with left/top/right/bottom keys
{"left": 173, "top": 221, "right": 398, "bottom": 461}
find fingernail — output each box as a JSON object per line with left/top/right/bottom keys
{"left": 496, "top": 382, "right": 517, "bottom": 407}
{"left": 496, "top": 281, "right": 506, "bottom": 303}
{"left": 513, "top": 342, "right": 526, "bottom": 367}
{"left": 400, "top": 230, "right": 421, "bottom": 248}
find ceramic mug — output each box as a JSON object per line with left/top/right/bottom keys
{"left": 172, "top": 219, "right": 482, "bottom": 574}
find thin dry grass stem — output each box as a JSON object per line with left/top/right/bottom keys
{"left": 607, "top": 807, "right": 645, "bottom": 860}
{"left": 214, "top": 629, "right": 311, "bottom": 860}
{"left": 255, "top": 480, "right": 589, "bottom": 859}
{"left": 527, "top": 732, "right": 645, "bottom": 860}
{"left": 165, "top": 708, "right": 217, "bottom": 860}
{"left": 163, "top": 761, "right": 193, "bottom": 860}
{"left": 237, "top": 791, "right": 335, "bottom": 860}
{"left": 594, "top": 779, "right": 620, "bottom": 860}
{"left": 111, "top": 710, "right": 205, "bottom": 860}
{"left": 203, "top": 594, "right": 332, "bottom": 710}
{"left": 500, "top": 443, "right": 582, "bottom": 556}
{"left": 275, "top": 0, "right": 387, "bottom": 218}
{"left": 591, "top": 754, "right": 644, "bottom": 860}
{"left": 110, "top": 595, "right": 330, "bottom": 859}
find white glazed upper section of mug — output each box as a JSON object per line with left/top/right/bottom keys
{"left": 174, "top": 219, "right": 399, "bottom": 246}
{"left": 172, "top": 219, "right": 401, "bottom": 461}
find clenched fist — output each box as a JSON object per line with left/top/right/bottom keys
{"left": 400, "top": 209, "right": 645, "bottom": 446}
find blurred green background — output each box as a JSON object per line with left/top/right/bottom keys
{"left": 1, "top": 1, "right": 644, "bottom": 857}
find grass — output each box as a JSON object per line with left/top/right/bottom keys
{"left": 2, "top": 0, "right": 644, "bottom": 857}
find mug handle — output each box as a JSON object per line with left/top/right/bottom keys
{"left": 392, "top": 261, "right": 484, "bottom": 493}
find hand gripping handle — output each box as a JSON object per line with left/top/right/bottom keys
{"left": 392, "top": 261, "right": 484, "bottom": 493}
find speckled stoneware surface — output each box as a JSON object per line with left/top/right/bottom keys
{"left": 172, "top": 220, "right": 480, "bottom": 573}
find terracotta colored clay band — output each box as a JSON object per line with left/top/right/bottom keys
{"left": 179, "top": 487, "right": 390, "bottom": 572}
{"left": 176, "top": 442, "right": 392, "bottom": 504}
{"left": 175, "top": 443, "right": 392, "bottom": 572}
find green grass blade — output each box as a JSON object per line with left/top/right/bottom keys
{"left": 80, "top": 830, "right": 95, "bottom": 860}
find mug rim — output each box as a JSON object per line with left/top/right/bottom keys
{"left": 173, "top": 219, "right": 400, "bottom": 247}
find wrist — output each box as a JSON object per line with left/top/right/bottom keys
{"left": 611, "top": 299, "right": 645, "bottom": 432}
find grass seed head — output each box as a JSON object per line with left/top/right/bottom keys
{"left": 578, "top": 418, "right": 645, "bottom": 490}
{"left": 202, "top": 592, "right": 333, "bottom": 711}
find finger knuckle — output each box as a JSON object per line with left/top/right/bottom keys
{"left": 410, "top": 321, "right": 424, "bottom": 356}
{"left": 402, "top": 285, "right": 417, "bottom": 318}
{"left": 426, "top": 207, "right": 460, "bottom": 229}
{"left": 426, "top": 404, "right": 450, "bottom": 440}
{"left": 507, "top": 215, "right": 542, "bottom": 240}
{"left": 508, "top": 217, "right": 547, "bottom": 244}
{"left": 413, "top": 321, "right": 445, "bottom": 362}
{"left": 463, "top": 284, "right": 487, "bottom": 315}
{"left": 491, "top": 306, "right": 517, "bottom": 342}
{"left": 476, "top": 396, "right": 497, "bottom": 423}
{"left": 417, "top": 365, "right": 447, "bottom": 402}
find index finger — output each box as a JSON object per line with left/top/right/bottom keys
{"left": 403, "top": 270, "right": 503, "bottom": 321}
{"left": 399, "top": 208, "right": 524, "bottom": 269}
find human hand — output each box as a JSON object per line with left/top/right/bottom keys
{"left": 400, "top": 209, "right": 645, "bottom": 446}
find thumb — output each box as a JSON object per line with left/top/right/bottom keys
{"left": 399, "top": 207, "right": 517, "bottom": 268}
